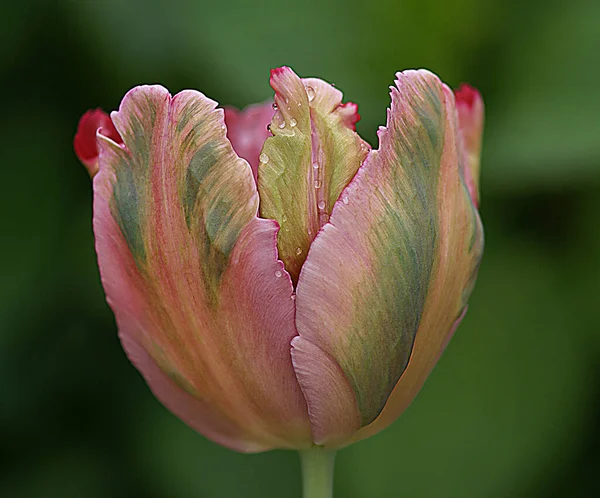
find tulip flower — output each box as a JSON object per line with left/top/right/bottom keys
{"left": 75, "top": 66, "right": 484, "bottom": 497}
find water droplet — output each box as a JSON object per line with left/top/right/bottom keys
{"left": 314, "top": 180, "right": 322, "bottom": 189}
{"left": 289, "top": 118, "right": 297, "bottom": 127}
{"left": 267, "top": 124, "right": 272, "bottom": 133}
{"left": 342, "top": 195, "right": 349, "bottom": 205}
{"left": 221, "top": 124, "right": 227, "bottom": 130}
{"left": 275, "top": 270, "right": 282, "bottom": 278}
{"left": 291, "top": 294, "right": 296, "bottom": 301}
{"left": 278, "top": 121, "right": 286, "bottom": 129}
{"left": 272, "top": 102, "right": 278, "bottom": 110}
{"left": 295, "top": 247, "right": 302, "bottom": 255}
{"left": 282, "top": 215, "right": 288, "bottom": 222}
{"left": 259, "top": 153, "right": 269, "bottom": 164}
{"left": 297, "top": 102, "right": 302, "bottom": 107}
{"left": 306, "top": 86, "right": 315, "bottom": 102}
{"left": 312, "top": 162, "right": 319, "bottom": 170}
{"left": 318, "top": 200, "right": 326, "bottom": 210}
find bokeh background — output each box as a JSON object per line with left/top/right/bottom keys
{"left": 2, "top": 0, "right": 599, "bottom": 496}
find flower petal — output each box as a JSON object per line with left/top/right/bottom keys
{"left": 73, "top": 108, "right": 123, "bottom": 177}
{"left": 455, "top": 84, "right": 484, "bottom": 206}
{"left": 223, "top": 101, "right": 274, "bottom": 183}
{"left": 257, "top": 66, "right": 370, "bottom": 284}
{"left": 93, "top": 85, "right": 311, "bottom": 452}
{"left": 293, "top": 70, "right": 484, "bottom": 446}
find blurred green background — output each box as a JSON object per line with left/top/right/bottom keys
{"left": 2, "top": 0, "right": 599, "bottom": 496}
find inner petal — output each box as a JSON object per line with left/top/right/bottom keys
{"left": 257, "top": 66, "right": 370, "bottom": 284}
{"left": 223, "top": 102, "right": 275, "bottom": 183}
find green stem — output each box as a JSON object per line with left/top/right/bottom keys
{"left": 299, "top": 447, "right": 336, "bottom": 498}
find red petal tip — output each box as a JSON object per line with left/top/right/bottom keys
{"left": 270, "top": 66, "right": 292, "bottom": 83}
{"left": 73, "top": 108, "right": 123, "bottom": 167}
{"left": 337, "top": 102, "right": 361, "bottom": 131}
{"left": 454, "top": 83, "right": 481, "bottom": 109}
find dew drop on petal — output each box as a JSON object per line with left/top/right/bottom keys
{"left": 314, "top": 180, "right": 322, "bottom": 189}
{"left": 267, "top": 124, "right": 272, "bottom": 133}
{"left": 275, "top": 270, "right": 282, "bottom": 278}
{"left": 342, "top": 194, "right": 349, "bottom": 205}
{"left": 291, "top": 294, "right": 296, "bottom": 301}
{"left": 259, "top": 153, "right": 269, "bottom": 164}
{"left": 318, "top": 200, "right": 326, "bottom": 210}
{"left": 221, "top": 124, "right": 226, "bottom": 130}
{"left": 282, "top": 215, "right": 288, "bottom": 222}
{"left": 272, "top": 102, "right": 278, "bottom": 110}
{"left": 278, "top": 121, "right": 286, "bottom": 129}
{"left": 289, "top": 118, "right": 297, "bottom": 127}
{"left": 312, "top": 162, "right": 319, "bottom": 170}
{"left": 295, "top": 247, "right": 302, "bottom": 255}
{"left": 306, "top": 86, "right": 315, "bottom": 102}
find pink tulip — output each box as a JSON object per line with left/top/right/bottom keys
{"left": 75, "top": 67, "right": 484, "bottom": 456}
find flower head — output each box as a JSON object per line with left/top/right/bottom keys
{"left": 75, "top": 67, "right": 484, "bottom": 452}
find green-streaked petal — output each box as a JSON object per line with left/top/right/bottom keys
{"left": 93, "top": 85, "right": 311, "bottom": 452}
{"left": 293, "top": 70, "right": 484, "bottom": 446}
{"left": 257, "top": 66, "right": 369, "bottom": 283}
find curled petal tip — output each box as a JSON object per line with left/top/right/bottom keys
{"left": 74, "top": 108, "right": 123, "bottom": 177}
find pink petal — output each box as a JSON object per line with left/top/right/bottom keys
{"left": 223, "top": 101, "right": 274, "bottom": 183}
{"left": 293, "top": 71, "right": 484, "bottom": 447}
{"left": 291, "top": 336, "right": 361, "bottom": 446}
{"left": 257, "top": 66, "right": 370, "bottom": 284}
{"left": 93, "top": 85, "right": 311, "bottom": 452}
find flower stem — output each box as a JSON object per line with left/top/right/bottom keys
{"left": 299, "top": 446, "right": 336, "bottom": 498}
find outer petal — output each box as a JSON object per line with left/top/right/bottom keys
{"left": 223, "top": 101, "right": 274, "bottom": 182}
{"left": 455, "top": 84, "right": 484, "bottom": 206}
{"left": 74, "top": 109, "right": 123, "bottom": 177}
{"left": 293, "top": 70, "right": 483, "bottom": 446}
{"left": 258, "top": 67, "right": 370, "bottom": 284}
{"left": 93, "top": 85, "right": 311, "bottom": 452}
